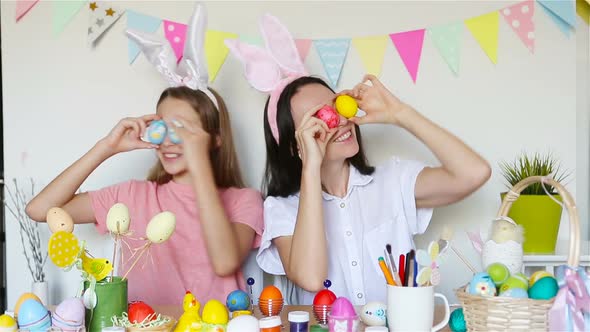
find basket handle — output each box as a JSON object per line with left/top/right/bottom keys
{"left": 496, "top": 176, "right": 580, "bottom": 267}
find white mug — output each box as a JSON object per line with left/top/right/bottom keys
{"left": 387, "top": 285, "right": 450, "bottom": 332}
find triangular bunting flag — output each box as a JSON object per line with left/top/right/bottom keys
{"left": 314, "top": 39, "right": 351, "bottom": 88}
{"left": 465, "top": 11, "right": 500, "bottom": 64}
{"left": 16, "top": 0, "right": 39, "bottom": 22}
{"left": 53, "top": 0, "right": 86, "bottom": 36}
{"left": 163, "top": 20, "right": 188, "bottom": 62}
{"left": 205, "top": 30, "right": 238, "bottom": 82}
{"left": 295, "top": 39, "right": 313, "bottom": 62}
{"left": 577, "top": 0, "right": 590, "bottom": 25}
{"left": 538, "top": 0, "right": 576, "bottom": 27}
{"left": 389, "top": 29, "right": 425, "bottom": 83}
{"left": 428, "top": 22, "right": 463, "bottom": 76}
{"left": 500, "top": 0, "right": 535, "bottom": 53}
{"left": 352, "top": 35, "right": 388, "bottom": 77}
{"left": 127, "top": 10, "right": 162, "bottom": 64}
{"left": 239, "top": 35, "right": 264, "bottom": 46}
{"left": 88, "top": 2, "right": 125, "bottom": 46}
{"left": 540, "top": 2, "right": 573, "bottom": 36}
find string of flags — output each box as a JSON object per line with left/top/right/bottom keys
{"left": 14, "top": 0, "right": 587, "bottom": 86}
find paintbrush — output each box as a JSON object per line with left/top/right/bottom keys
{"left": 386, "top": 244, "right": 403, "bottom": 286}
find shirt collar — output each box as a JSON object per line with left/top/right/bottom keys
{"left": 294, "top": 163, "right": 373, "bottom": 200}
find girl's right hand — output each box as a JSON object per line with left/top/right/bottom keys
{"left": 295, "top": 105, "right": 337, "bottom": 169}
{"left": 100, "top": 114, "right": 160, "bottom": 154}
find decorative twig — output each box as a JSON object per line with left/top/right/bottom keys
{"left": 4, "top": 178, "right": 47, "bottom": 282}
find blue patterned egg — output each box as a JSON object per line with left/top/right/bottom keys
{"left": 146, "top": 120, "right": 167, "bottom": 144}
{"left": 226, "top": 290, "right": 250, "bottom": 312}
{"left": 17, "top": 299, "right": 51, "bottom": 330}
{"left": 468, "top": 272, "right": 496, "bottom": 297}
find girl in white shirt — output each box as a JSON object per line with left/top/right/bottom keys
{"left": 256, "top": 74, "right": 491, "bottom": 305}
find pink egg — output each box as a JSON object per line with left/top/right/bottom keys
{"left": 330, "top": 297, "right": 357, "bottom": 319}
{"left": 53, "top": 298, "right": 85, "bottom": 331}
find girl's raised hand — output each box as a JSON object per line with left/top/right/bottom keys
{"left": 339, "top": 74, "right": 411, "bottom": 126}
{"left": 101, "top": 114, "right": 160, "bottom": 154}
{"left": 295, "top": 105, "right": 338, "bottom": 169}
{"left": 169, "top": 119, "right": 211, "bottom": 164}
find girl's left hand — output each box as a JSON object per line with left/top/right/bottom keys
{"left": 338, "top": 74, "right": 412, "bottom": 126}
{"left": 169, "top": 119, "right": 211, "bottom": 163}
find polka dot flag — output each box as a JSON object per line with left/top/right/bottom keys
{"left": 501, "top": 0, "right": 535, "bottom": 53}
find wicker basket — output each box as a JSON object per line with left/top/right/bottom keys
{"left": 455, "top": 176, "right": 581, "bottom": 331}
{"left": 124, "top": 316, "right": 176, "bottom": 332}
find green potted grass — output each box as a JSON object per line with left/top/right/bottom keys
{"left": 499, "top": 152, "right": 570, "bottom": 254}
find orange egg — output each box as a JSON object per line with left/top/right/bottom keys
{"left": 260, "top": 286, "right": 282, "bottom": 300}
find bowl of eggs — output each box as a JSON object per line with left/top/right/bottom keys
{"left": 258, "top": 286, "right": 283, "bottom": 317}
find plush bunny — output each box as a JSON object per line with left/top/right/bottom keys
{"left": 468, "top": 217, "right": 524, "bottom": 275}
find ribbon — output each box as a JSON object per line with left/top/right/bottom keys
{"left": 549, "top": 265, "right": 590, "bottom": 331}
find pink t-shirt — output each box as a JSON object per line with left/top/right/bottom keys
{"left": 89, "top": 180, "right": 263, "bottom": 305}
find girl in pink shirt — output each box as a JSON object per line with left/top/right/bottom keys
{"left": 25, "top": 4, "right": 263, "bottom": 305}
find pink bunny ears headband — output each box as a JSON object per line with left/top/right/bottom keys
{"left": 225, "top": 14, "right": 309, "bottom": 144}
{"left": 125, "top": 3, "right": 219, "bottom": 110}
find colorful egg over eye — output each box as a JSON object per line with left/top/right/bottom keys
{"left": 146, "top": 120, "right": 167, "bottom": 144}
{"left": 315, "top": 105, "right": 340, "bottom": 129}
{"left": 335, "top": 95, "right": 358, "bottom": 119}
{"left": 46, "top": 207, "right": 74, "bottom": 233}
{"left": 146, "top": 211, "right": 176, "bottom": 244}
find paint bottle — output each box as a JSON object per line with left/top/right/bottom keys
{"left": 289, "top": 311, "right": 309, "bottom": 332}
{"left": 259, "top": 316, "right": 282, "bottom": 332}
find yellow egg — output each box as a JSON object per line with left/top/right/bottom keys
{"left": 0, "top": 314, "right": 16, "bottom": 331}
{"left": 146, "top": 211, "right": 176, "bottom": 244}
{"left": 335, "top": 95, "right": 358, "bottom": 119}
{"left": 48, "top": 231, "right": 80, "bottom": 268}
{"left": 46, "top": 207, "right": 74, "bottom": 233}
{"left": 202, "top": 300, "right": 229, "bottom": 325}
{"left": 106, "top": 203, "right": 131, "bottom": 234}
{"left": 14, "top": 293, "right": 42, "bottom": 316}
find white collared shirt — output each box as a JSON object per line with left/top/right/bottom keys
{"left": 256, "top": 156, "right": 434, "bottom": 305}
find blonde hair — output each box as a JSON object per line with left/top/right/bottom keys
{"left": 147, "top": 86, "right": 245, "bottom": 188}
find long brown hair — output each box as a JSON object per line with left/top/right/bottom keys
{"left": 147, "top": 86, "right": 245, "bottom": 188}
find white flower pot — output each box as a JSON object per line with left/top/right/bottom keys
{"left": 31, "top": 281, "right": 49, "bottom": 305}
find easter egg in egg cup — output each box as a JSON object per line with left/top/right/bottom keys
{"left": 312, "top": 288, "right": 337, "bottom": 326}
{"left": 0, "top": 314, "right": 17, "bottom": 332}
{"left": 258, "top": 286, "right": 284, "bottom": 317}
{"left": 327, "top": 297, "right": 360, "bottom": 332}
{"left": 314, "top": 105, "right": 340, "bottom": 129}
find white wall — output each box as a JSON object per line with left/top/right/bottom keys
{"left": 1, "top": 1, "right": 587, "bottom": 307}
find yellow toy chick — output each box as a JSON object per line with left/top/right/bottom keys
{"left": 174, "top": 291, "right": 203, "bottom": 332}
{"left": 81, "top": 253, "right": 113, "bottom": 282}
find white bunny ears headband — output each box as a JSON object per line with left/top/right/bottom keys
{"left": 125, "top": 3, "right": 219, "bottom": 109}
{"left": 224, "top": 14, "right": 309, "bottom": 144}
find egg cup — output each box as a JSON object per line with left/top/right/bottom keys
{"left": 257, "top": 298, "right": 284, "bottom": 317}
{"left": 312, "top": 304, "right": 331, "bottom": 326}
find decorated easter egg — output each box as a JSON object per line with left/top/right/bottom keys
{"left": 46, "top": 207, "right": 74, "bottom": 233}
{"left": 260, "top": 286, "right": 282, "bottom": 301}
{"left": 48, "top": 231, "right": 81, "bottom": 268}
{"left": 335, "top": 95, "right": 358, "bottom": 119}
{"left": 468, "top": 272, "right": 496, "bottom": 297}
{"left": 499, "top": 288, "right": 529, "bottom": 299}
{"left": 499, "top": 273, "right": 529, "bottom": 293}
{"left": 486, "top": 263, "right": 510, "bottom": 286}
{"left": 0, "top": 314, "right": 17, "bottom": 332}
{"left": 227, "top": 314, "right": 259, "bottom": 332}
{"left": 106, "top": 203, "right": 130, "bottom": 234}
{"left": 146, "top": 120, "right": 167, "bottom": 144}
{"left": 226, "top": 290, "right": 250, "bottom": 312}
{"left": 528, "top": 276, "right": 559, "bottom": 300}
{"left": 330, "top": 297, "right": 357, "bottom": 318}
{"left": 52, "top": 297, "right": 85, "bottom": 331}
{"left": 202, "top": 299, "right": 229, "bottom": 325}
{"left": 315, "top": 105, "right": 340, "bottom": 129}
{"left": 128, "top": 301, "right": 156, "bottom": 323}
{"left": 360, "top": 302, "right": 386, "bottom": 326}
{"left": 17, "top": 299, "right": 51, "bottom": 330}
{"left": 146, "top": 211, "right": 176, "bottom": 243}
{"left": 313, "top": 289, "right": 337, "bottom": 306}
{"left": 14, "top": 293, "right": 42, "bottom": 316}
{"left": 449, "top": 308, "right": 466, "bottom": 332}
{"left": 530, "top": 271, "right": 553, "bottom": 287}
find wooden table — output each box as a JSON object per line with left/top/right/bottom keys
{"left": 155, "top": 305, "right": 451, "bottom": 331}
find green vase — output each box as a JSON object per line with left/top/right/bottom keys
{"left": 500, "top": 193, "right": 563, "bottom": 254}
{"left": 84, "top": 276, "right": 128, "bottom": 332}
